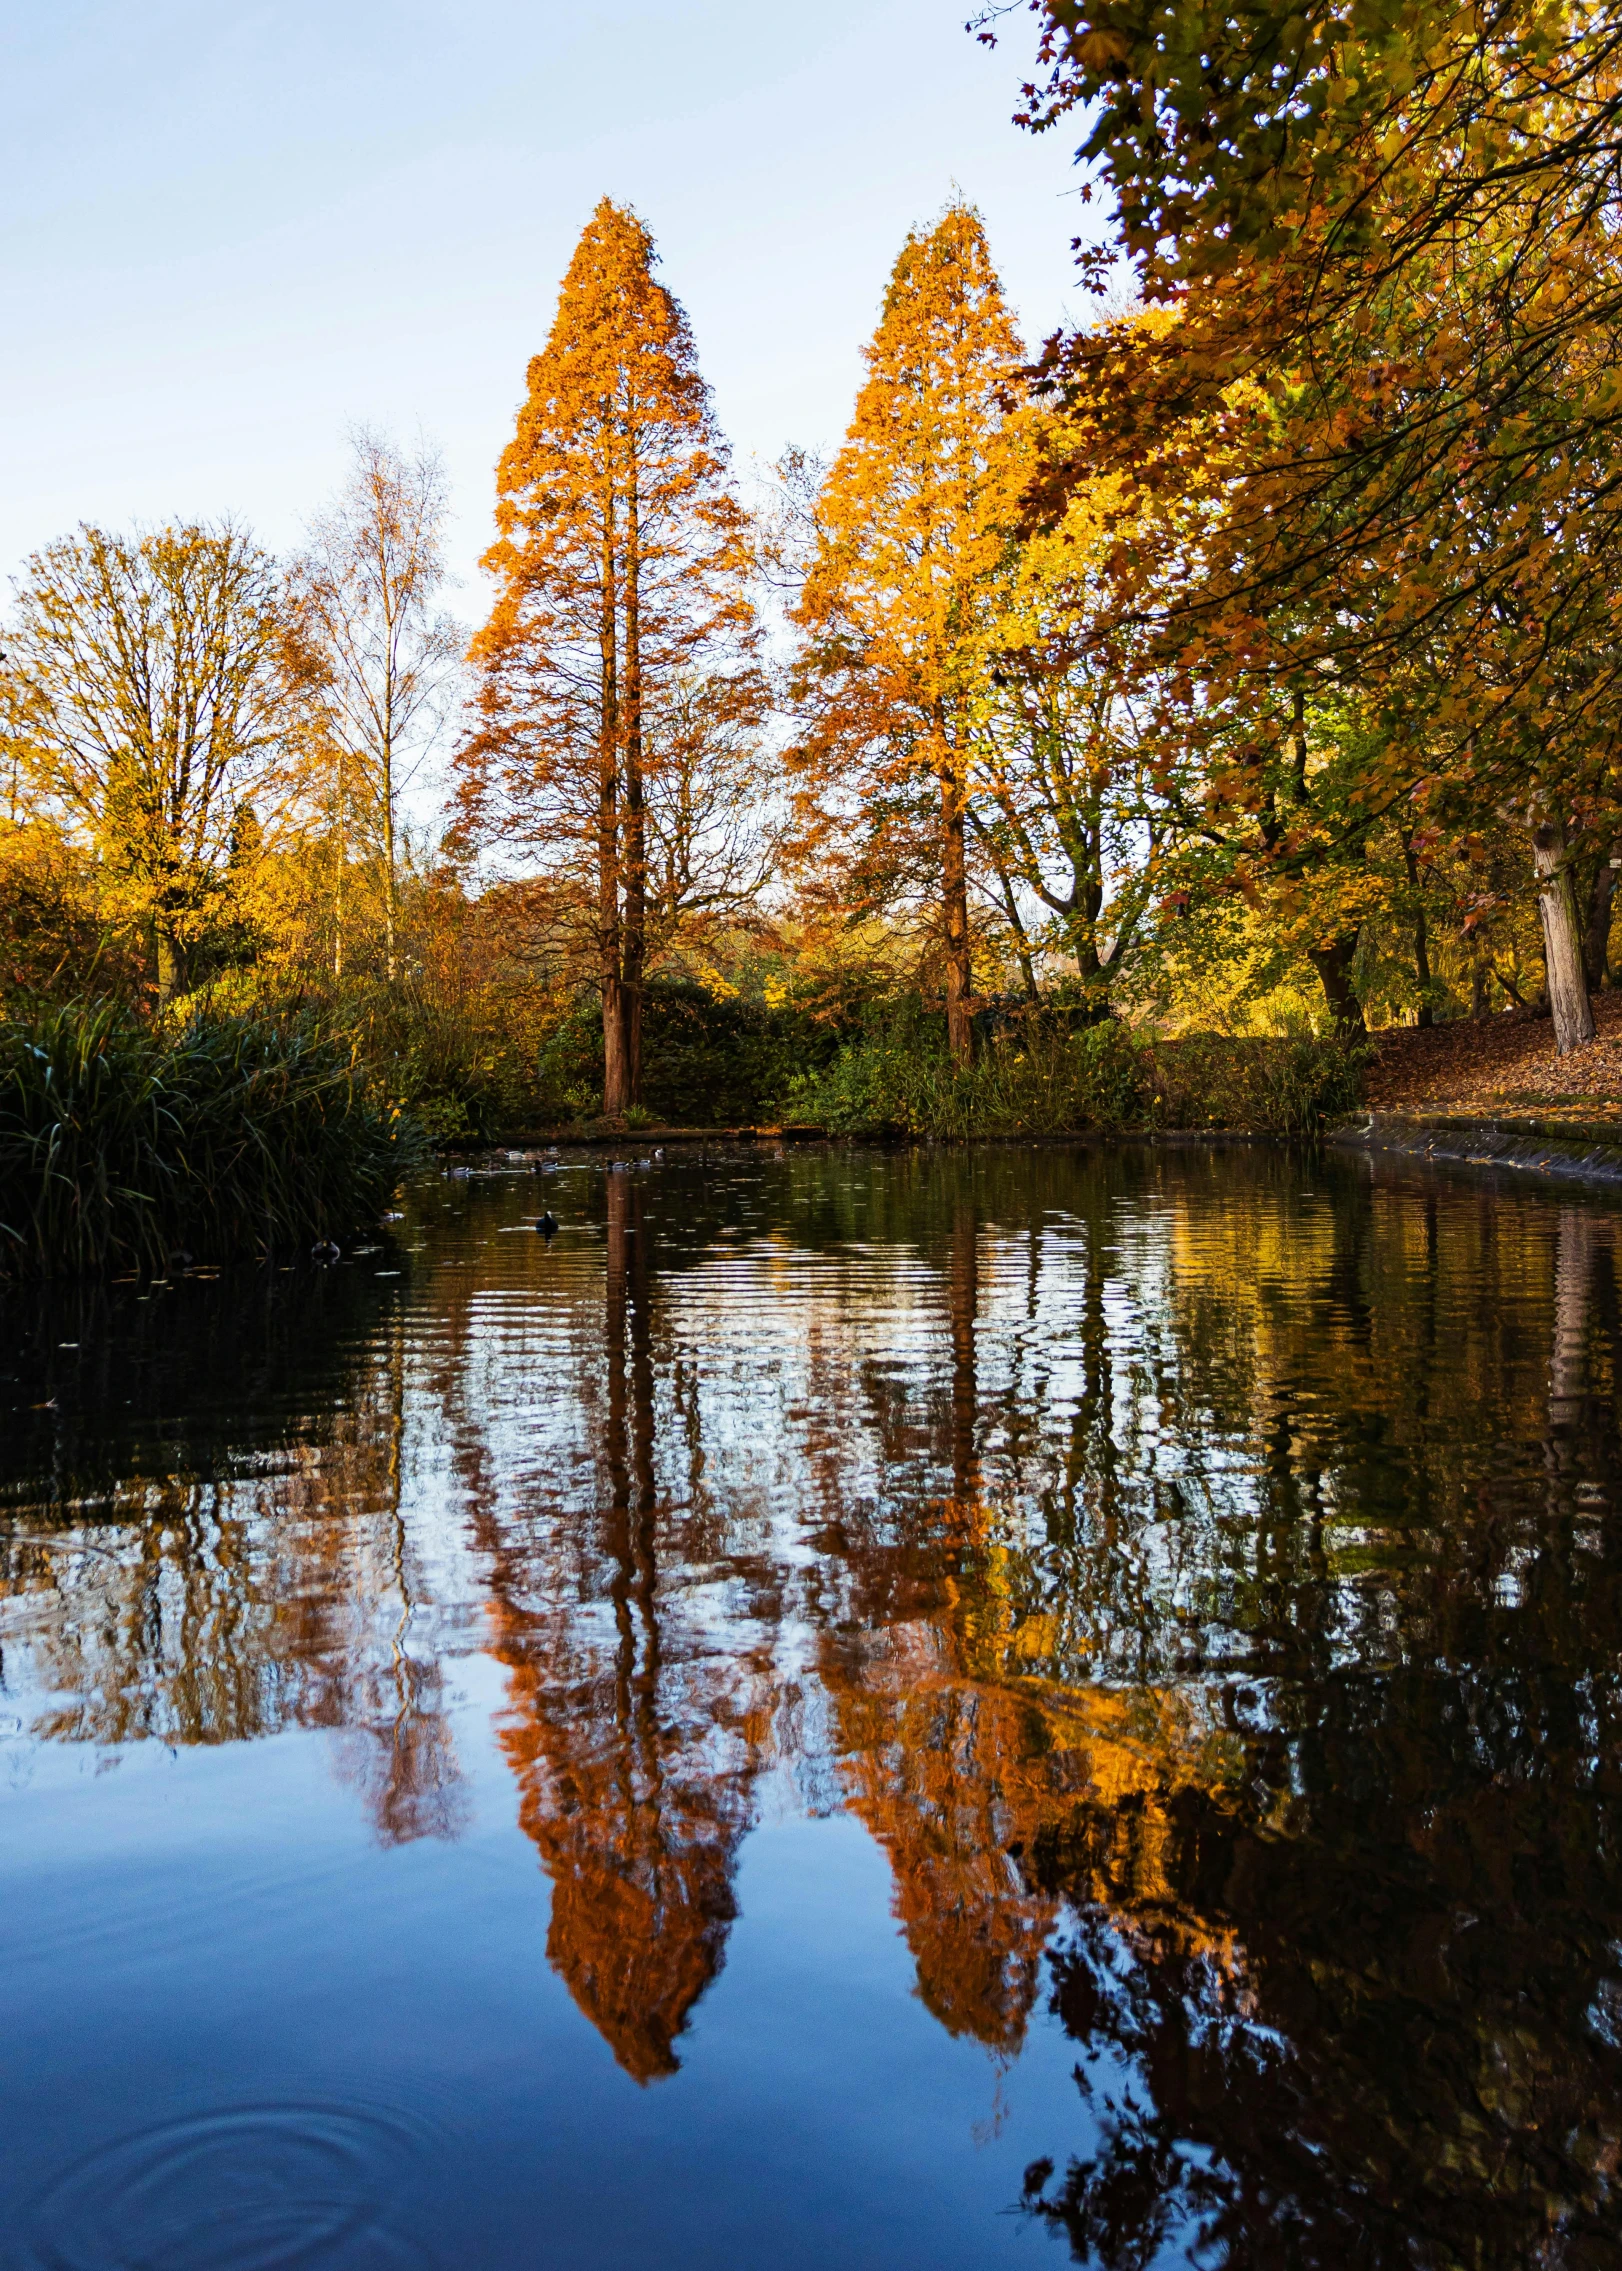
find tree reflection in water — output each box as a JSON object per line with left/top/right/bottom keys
{"left": 3, "top": 1147, "right": 1621, "bottom": 2264}
{"left": 478, "top": 1167, "right": 773, "bottom": 2081}
{"left": 0, "top": 1259, "right": 469, "bottom": 1846}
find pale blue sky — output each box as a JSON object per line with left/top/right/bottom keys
{"left": 4, "top": 1, "right": 1088, "bottom": 604}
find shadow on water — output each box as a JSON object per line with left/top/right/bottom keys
{"left": 2, "top": 1145, "right": 1621, "bottom": 2267}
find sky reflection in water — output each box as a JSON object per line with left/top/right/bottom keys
{"left": 1, "top": 1144, "right": 1620, "bottom": 2270}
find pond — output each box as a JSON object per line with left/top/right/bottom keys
{"left": 1, "top": 1143, "right": 1619, "bottom": 2270}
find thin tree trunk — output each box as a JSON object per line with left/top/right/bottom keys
{"left": 1400, "top": 829, "right": 1433, "bottom": 1027}
{"left": 1072, "top": 930, "right": 1109, "bottom": 1022}
{"left": 380, "top": 543, "right": 399, "bottom": 986}
{"left": 1583, "top": 855, "right": 1617, "bottom": 992}
{"left": 599, "top": 492, "right": 629, "bottom": 1119}
{"left": 940, "top": 720, "right": 973, "bottom": 1065}
{"left": 382, "top": 724, "right": 397, "bottom": 984}
{"left": 1307, "top": 933, "right": 1366, "bottom": 1036}
{"left": 156, "top": 926, "right": 180, "bottom": 1008}
{"left": 1532, "top": 815, "right": 1595, "bottom": 1054}
{"left": 602, "top": 1164, "right": 634, "bottom": 1719}
{"left": 985, "top": 845, "right": 1040, "bottom": 1003}
{"left": 621, "top": 473, "right": 646, "bottom": 1108}
{"left": 332, "top": 765, "right": 346, "bottom": 985}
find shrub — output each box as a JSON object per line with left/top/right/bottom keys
{"left": 1149, "top": 1032, "right": 1371, "bottom": 1138}
{"left": 530, "top": 980, "right": 845, "bottom": 1129}
{"left": 787, "top": 1006, "right": 1151, "bottom": 1137}
{"left": 0, "top": 1002, "right": 420, "bottom": 1279}
{"left": 788, "top": 1006, "right": 1366, "bottom": 1141}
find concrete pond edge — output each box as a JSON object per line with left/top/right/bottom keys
{"left": 1332, "top": 1110, "right": 1622, "bottom": 1189}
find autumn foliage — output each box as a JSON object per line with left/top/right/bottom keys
{"left": 791, "top": 203, "right": 1025, "bottom": 1063}
{"left": 10, "top": 17, "right": 1622, "bottom": 1144}
{"left": 458, "top": 199, "right": 761, "bottom": 1114}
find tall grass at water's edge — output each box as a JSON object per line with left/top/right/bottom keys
{"left": 0, "top": 1002, "right": 421, "bottom": 1279}
{"left": 786, "top": 1018, "right": 1369, "bottom": 1142}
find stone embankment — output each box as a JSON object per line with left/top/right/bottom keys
{"left": 1333, "top": 1108, "right": 1622, "bottom": 1187}
{"left": 1343, "top": 999, "right": 1622, "bottom": 1187}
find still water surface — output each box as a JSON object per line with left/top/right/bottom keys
{"left": 2, "top": 1144, "right": 1620, "bottom": 2269}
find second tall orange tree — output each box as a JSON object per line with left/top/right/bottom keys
{"left": 791, "top": 202, "right": 1023, "bottom": 1064}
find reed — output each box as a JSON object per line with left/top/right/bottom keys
{"left": 0, "top": 1002, "right": 417, "bottom": 1279}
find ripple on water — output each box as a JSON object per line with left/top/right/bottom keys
{"left": 21, "top": 2103, "right": 440, "bottom": 2271}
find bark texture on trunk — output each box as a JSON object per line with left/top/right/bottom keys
{"left": 381, "top": 758, "right": 397, "bottom": 984}
{"left": 1583, "top": 857, "right": 1617, "bottom": 993}
{"left": 598, "top": 487, "right": 630, "bottom": 1119}
{"left": 332, "top": 790, "right": 346, "bottom": 984}
{"left": 941, "top": 766, "right": 974, "bottom": 1066}
{"left": 621, "top": 480, "right": 646, "bottom": 1109}
{"left": 1532, "top": 817, "right": 1596, "bottom": 1055}
{"left": 1400, "top": 830, "right": 1433, "bottom": 1027}
{"left": 1307, "top": 933, "right": 1367, "bottom": 1036}
{"left": 155, "top": 929, "right": 181, "bottom": 1008}
{"left": 602, "top": 975, "right": 631, "bottom": 1118}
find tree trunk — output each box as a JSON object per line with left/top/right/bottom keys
{"left": 1307, "top": 933, "right": 1366, "bottom": 1036}
{"left": 602, "top": 972, "right": 631, "bottom": 1118}
{"left": 155, "top": 927, "right": 181, "bottom": 1009}
{"left": 381, "top": 729, "right": 398, "bottom": 985}
{"left": 1583, "top": 856, "right": 1617, "bottom": 993}
{"left": 598, "top": 490, "right": 629, "bottom": 1118}
{"left": 1400, "top": 829, "right": 1433, "bottom": 1027}
{"left": 621, "top": 479, "right": 646, "bottom": 1108}
{"left": 332, "top": 772, "right": 346, "bottom": 985}
{"left": 1532, "top": 815, "right": 1595, "bottom": 1054}
{"left": 1413, "top": 904, "right": 1433, "bottom": 1027}
{"left": 983, "top": 846, "right": 1039, "bottom": 1004}
{"left": 940, "top": 745, "right": 973, "bottom": 1066}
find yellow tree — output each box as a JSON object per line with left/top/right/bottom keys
{"left": 965, "top": 376, "right": 1197, "bottom": 1015}
{"left": 3, "top": 522, "right": 314, "bottom": 1003}
{"left": 460, "top": 199, "right": 757, "bottom": 1115}
{"left": 791, "top": 202, "right": 1024, "bottom": 1063}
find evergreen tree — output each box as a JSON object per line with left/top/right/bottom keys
{"left": 461, "top": 199, "right": 756, "bottom": 1114}
{"left": 791, "top": 203, "right": 1024, "bottom": 1063}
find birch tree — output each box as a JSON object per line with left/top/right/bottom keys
{"left": 300, "top": 433, "right": 459, "bottom": 984}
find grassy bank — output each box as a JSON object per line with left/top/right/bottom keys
{"left": 0, "top": 1003, "right": 417, "bottom": 1279}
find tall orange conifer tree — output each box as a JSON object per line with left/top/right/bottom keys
{"left": 461, "top": 199, "right": 755, "bottom": 1113}
{"left": 791, "top": 203, "right": 1023, "bottom": 1063}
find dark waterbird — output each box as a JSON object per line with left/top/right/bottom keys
{"left": 310, "top": 1239, "right": 342, "bottom": 1265}
{"left": 535, "top": 1211, "right": 559, "bottom": 1238}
